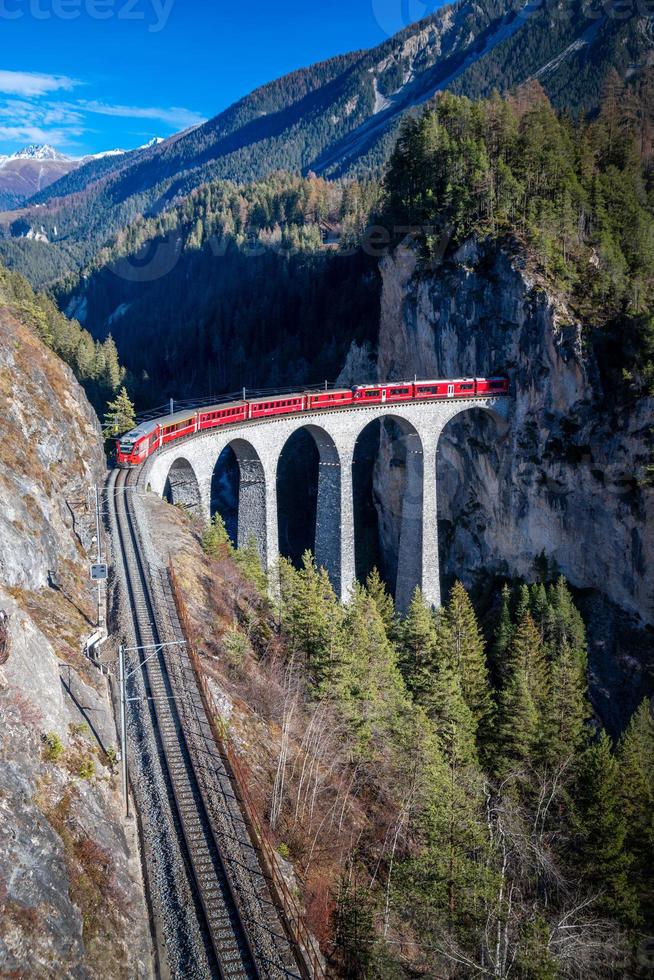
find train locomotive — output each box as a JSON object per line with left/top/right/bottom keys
{"left": 117, "top": 377, "right": 509, "bottom": 467}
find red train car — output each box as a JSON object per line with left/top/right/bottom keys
{"left": 248, "top": 394, "right": 306, "bottom": 419}
{"left": 160, "top": 411, "right": 197, "bottom": 445}
{"left": 198, "top": 403, "right": 248, "bottom": 430}
{"left": 351, "top": 382, "right": 418, "bottom": 403}
{"left": 306, "top": 389, "right": 354, "bottom": 411}
{"left": 474, "top": 377, "right": 510, "bottom": 395}
{"left": 414, "top": 380, "right": 450, "bottom": 399}
{"left": 117, "top": 419, "right": 161, "bottom": 466}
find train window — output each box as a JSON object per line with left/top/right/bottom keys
{"left": 365, "top": 390, "right": 380, "bottom": 398}
{"left": 421, "top": 386, "right": 438, "bottom": 394}
{"left": 392, "top": 388, "right": 409, "bottom": 395}
{"left": 460, "top": 383, "right": 474, "bottom": 391}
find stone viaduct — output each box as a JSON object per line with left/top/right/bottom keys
{"left": 141, "top": 397, "right": 509, "bottom": 611}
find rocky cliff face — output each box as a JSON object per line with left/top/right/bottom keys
{"left": 346, "top": 239, "right": 653, "bottom": 725}
{"left": 0, "top": 307, "right": 150, "bottom": 976}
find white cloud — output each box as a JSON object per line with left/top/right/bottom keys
{"left": 0, "top": 124, "right": 82, "bottom": 145}
{"left": 0, "top": 71, "right": 206, "bottom": 154}
{"left": 0, "top": 98, "right": 84, "bottom": 147}
{"left": 0, "top": 70, "right": 78, "bottom": 97}
{"left": 79, "top": 100, "right": 206, "bottom": 129}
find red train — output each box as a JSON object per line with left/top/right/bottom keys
{"left": 117, "top": 377, "right": 509, "bottom": 467}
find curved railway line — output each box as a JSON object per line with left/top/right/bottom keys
{"left": 108, "top": 466, "right": 303, "bottom": 980}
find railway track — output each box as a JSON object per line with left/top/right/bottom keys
{"left": 108, "top": 466, "right": 301, "bottom": 980}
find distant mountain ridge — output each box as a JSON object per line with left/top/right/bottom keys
{"left": 0, "top": 139, "right": 164, "bottom": 211}
{"left": 0, "top": 145, "right": 79, "bottom": 210}
{"left": 1, "top": 0, "right": 652, "bottom": 274}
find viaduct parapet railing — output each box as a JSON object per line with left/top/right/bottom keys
{"left": 140, "top": 395, "right": 510, "bottom": 612}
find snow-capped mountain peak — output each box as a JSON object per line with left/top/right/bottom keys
{"left": 139, "top": 136, "right": 164, "bottom": 150}
{"left": 82, "top": 148, "right": 127, "bottom": 161}
{"left": 10, "top": 144, "right": 70, "bottom": 162}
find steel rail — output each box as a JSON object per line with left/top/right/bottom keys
{"left": 111, "top": 465, "right": 266, "bottom": 979}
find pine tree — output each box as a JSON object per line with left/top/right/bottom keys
{"left": 541, "top": 639, "right": 589, "bottom": 767}
{"left": 102, "top": 385, "right": 135, "bottom": 438}
{"left": 506, "top": 613, "right": 549, "bottom": 720}
{"left": 495, "top": 663, "right": 539, "bottom": 774}
{"left": 617, "top": 700, "right": 654, "bottom": 903}
{"left": 280, "top": 552, "right": 344, "bottom": 695}
{"left": 334, "top": 584, "right": 407, "bottom": 754}
{"left": 573, "top": 731, "right": 639, "bottom": 924}
{"left": 425, "top": 658, "right": 478, "bottom": 768}
{"left": 403, "top": 688, "right": 487, "bottom": 931}
{"left": 101, "top": 334, "right": 122, "bottom": 390}
{"left": 515, "top": 916, "right": 559, "bottom": 980}
{"left": 365, "top": 567, "right": 395, "bottom": 636}
{"left": 492, "top": 583, "right": 514, "bottom": 681}
{"left": 529, "top": 582, "right": 549, "bottom": 638}
{"left": 202, "top": 512, "right": 233, "bottom": 558}
{"left": 397, "top": 587, "right": 438, "bottom": 701}
{"left": 514, "top": 583, "right": 531, "bottom": 623}
{"left": 443, "top": 581, "right": 493, "bottom": 731}
{"left": 332, "top": 869, "right": 377, "bottom": 979}
{"left": 546, "top": 577, "right": 586, "bottom": 667}
{"left": 234, "top": 535, "right": 267, "bottom": 594}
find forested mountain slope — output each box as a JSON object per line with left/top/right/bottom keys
{"left": 1, "top": 0, "right": 651, "bottom": 282}
{"left": 56, "top": 174, "right": 382, "bottom": 402}
{"left": 0, "top": 262, "right": 127, "bottom": 415}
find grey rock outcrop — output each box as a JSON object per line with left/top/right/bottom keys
{"left": 0, "top": 305, "right": 151, "bottom": 976}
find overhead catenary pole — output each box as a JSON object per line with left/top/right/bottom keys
{"left": 94, "top": 484, "right": 104, "bottom": 629}
{"left": 119, "top": 643, "right": 129, "bottom": 818}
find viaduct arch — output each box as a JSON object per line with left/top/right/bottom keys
{"left": 144, "top": 398, "right": 509, "bottom": 611}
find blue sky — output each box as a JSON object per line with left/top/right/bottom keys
{"left": 0, "top": 0, "right": 444, "bottom": 157}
